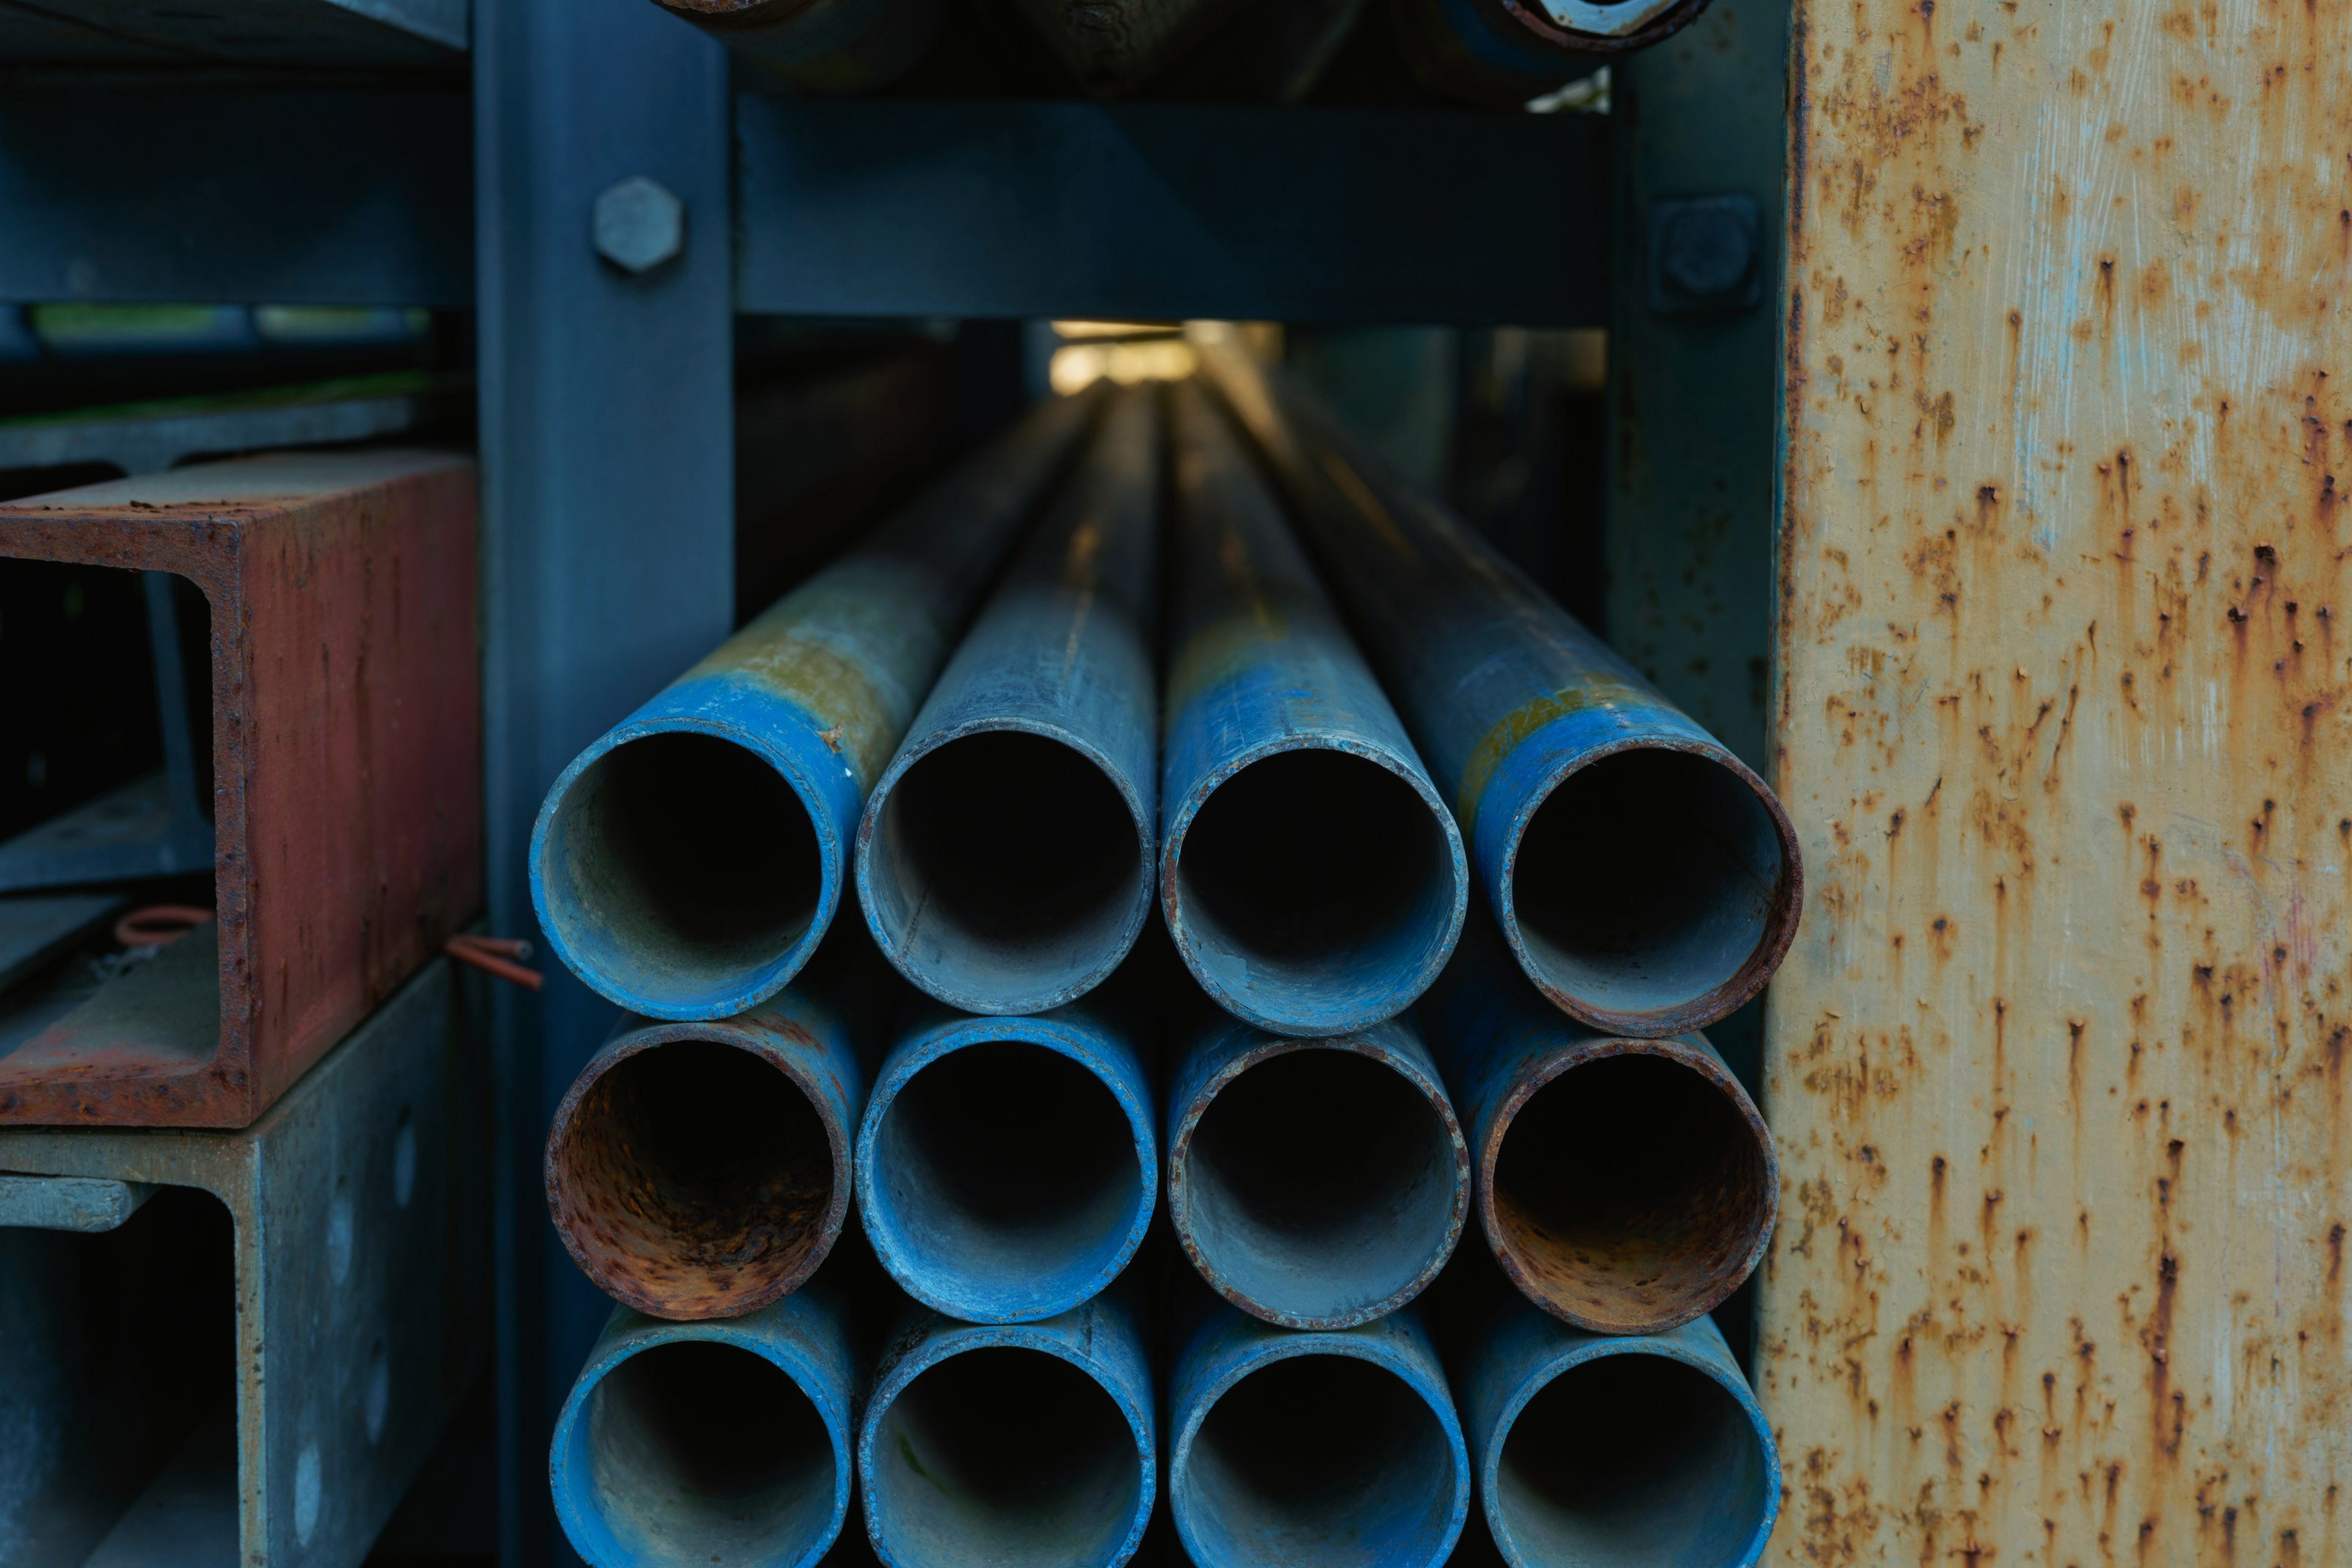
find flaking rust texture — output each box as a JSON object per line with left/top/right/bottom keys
{"left": 1763, "top": 0, "right": 2352, "bottom": 1563}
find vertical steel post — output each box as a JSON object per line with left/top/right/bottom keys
{"left": 474, "top": 0, "right": 733, "bottom": 1553}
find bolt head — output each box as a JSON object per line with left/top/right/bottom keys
{"left": 593, "top": 176, "right": 685, "bottom": 276}
{"left": 1647, "top": 194, "right": 1763, "bottom": 315}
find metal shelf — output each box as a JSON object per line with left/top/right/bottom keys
{"left": 734, "top": 97, "right": 1610, "bottom": 325}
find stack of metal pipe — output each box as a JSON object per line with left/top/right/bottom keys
{"left": 530, "top": 341, "right": 1802, "bottom": 1568}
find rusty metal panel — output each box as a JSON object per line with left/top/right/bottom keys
{"left": 0, "top": 450, "right": 481, "bottom": 1126}
{"left": 1763, "top": 1, "right": 2352, "bottom": 1563}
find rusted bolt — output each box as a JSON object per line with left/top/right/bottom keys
{"left": 1649, "top": 195, "right": 1762, "bottom": 314}
{"left": 592, "top": 176, "right": 686, "bottom": 276}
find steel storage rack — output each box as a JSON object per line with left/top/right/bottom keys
{"left": 14, "top": 0, "right": 2333, "bottom": 1562}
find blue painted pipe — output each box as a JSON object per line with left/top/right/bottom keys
{"left": 1166, "top": 1011, "right": 1468, "bottom": 1329}
{"left": 1169, "top": 1298, "right": 1470, "bottom": 1568}
{"left": 856, "top": 1005, "right": 1156, "bottom": 1323}
{"left": 859, "top": 1291, "right": 1156, "bottom": 1568}
{"left": 531, "top": 387, "right": 1099, "bottom": 1022}
{"left": 1196, "top": 332, "right": 1803, "bottom": 1040}
{"left": 552, "top": 1289, "right": 856, "bottom": 1568}
{"left": 856, "top": 385, "right": 1160, "bottom": 1015}
{"left": 1422, "top": 913, "right": 1776, "bottom": 1335}
{"left": 1160, "top": 376, "right": 1467, "bottom": 1038}
{"left": 545, "top": 984, "right": 865, "bottom": 1321}
{"left": 1457, "top": 1296, "right": 1780, "bottom": 1568}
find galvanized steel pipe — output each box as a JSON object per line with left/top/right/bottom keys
{"left": 1168, "top": 1298, "right": 1470, "bottom": 1568}
{"left": 1422, "top": 916, "right": 1776, "bottom": 1335}
{"left": 859, "top": 1294, "right": 1156, "bottom": 1568}
{"left": 1166, "top": 1012, "right": 1468, "bottom": 1329}
{"left": 531, "top": 389, "right": 1096, "bottom": 1022}
{"left": 545, "top": 987, "right": 862, "bottom": 1321}
{"left": 856, "top": 386, "right": 1160, "bottom": 1015}
{"left": 650, "top": 0, "right": 943, "bottom": 94}
{"left": 1197, "top": 331, "right": 1801, "bottom": 1040}
{"left": 1457, "top": 1295, "right": 1779, "bottom": 1568}
{"left": 855, "top": 1006, "right": 1156, "bottom": 1323}
{"left": 552, "top": 1291, "right": 856, "bottom": 1568}
{"left": 1161, "top": 377, "right": 1466, "bottom": 1038}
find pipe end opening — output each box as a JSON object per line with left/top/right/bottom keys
{"left": 869, "top": 1346, "right": 1145, "bottom": 1568}
{"left": 1494, "top": 1353, "right": 1770, "bottom": 1568}
{"left": 1182, "top": 1049, "right": 1463, "bottom": 1324}
{"left": 867, "top": 1040, "right": 1147, "bottom": 1316}
{"left": 1175, "top": 748, "right": 1460, "bottom": 1030}
{"left": 543, "top": 731, "right": 824, "bottom": 1013}
{"left": 866, "top": 730, "right": 1145, "bottom": 1009}
{"left": 1510, "top": 747, "right": 1789, "bottom": 1025}
{"left": 575, "top": 1340, "right": 839, "bottom": 1568}
{"left": 555, "top": 1039, "right": 840, "bottom": 1317}
{"left": 1490, "top": 1050, "right": 1772, "bottom": 1332}
{"left": 1181, "top": 1352, "right": 1461, "bottom": 1568}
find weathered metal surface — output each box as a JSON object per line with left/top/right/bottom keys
{"left": 1005, "top": 0, "right": 1240, "bottom": 94}
{"left": 545, "top": 989, "right": 863, "bottom": 1322}
{"left": 1760, "top": 1, "right": 2352, "bottom": 1562}
{"left": 0, "top": 956, "right": 489, "bottom": 1568}
{"left": 856, "top": 386, "right": 1159, "bottom": 1016}
{"left": 856, "top": 1004, "right": 1156, "bottom": 1324}
{"left": 0, "top": 892, "right": 122, "bottom": 993}
{"left": 1200, "top": 336, "right": 1803, "bottom": 1039}
{"left": 1424, "top": 914, "right": 1778, "bottom": 1335}
{"left": 649, "top": 0, "right": 938, "bottom": 92}
{"left": 551, "top": 1289, "right": 855, "bottom": 1568}
{"left": 1388, "top": 0, "right": 1709, "bottom": 105}
{"left": 1161, "top": 377, "right": 1466, "bottom": 1038}
{"left": 532, "top": 389, "right": 1096, "bottom": 1023}
{"left": 0, "top": 450, "right": 482, "bottom": 1128}
{"left": 0, "top": 1174, "right": 154, "bottom": 1232}
{"left": 859, "top": 1292, "right": 1155, "bottom": 1568}
{"left": 1167, "top": 1297, "right": 1470, "bottom": 1568}
{"left": 1455, "top": 1294, "right": 1779, "bottom": 1568}
{"left": 1166, "top": 1011, "right": 1469, "bottom": 1330}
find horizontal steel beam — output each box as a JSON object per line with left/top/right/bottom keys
{"left": 0, "top": 86, "right": 472, "bottom": 306}
{"left": 735, "top": 97, "right": 1610, "bottom": 325}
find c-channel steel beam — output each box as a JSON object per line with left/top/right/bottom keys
{"left": 473, "top": 0, "right": 734, "bottom": 1559}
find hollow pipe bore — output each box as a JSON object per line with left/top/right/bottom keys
{"left": 856, "top": 1010, "right": 1156, "bottom": 1323}
{"left": 552, "top": 1296, "right": 854, "bottom": 1568}
{"left": 547, "top": 1000, "right": 862, "bottom": 1321}
{"left": 859, "top": 1299, "right": 1155, "bottom": 1568}
{"left": 1167, "top": 1016, "right": 1468, "bottom": 1329}
{"left": 1461, "top": 1307, "right": 1779, "bottom": 1568}
{"left": 1169, "top": 1304, "right": 1469, "bottom": 1568}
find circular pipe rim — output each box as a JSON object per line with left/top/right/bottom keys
{"left": 1477, "top": 1335, "right": 1781, "bottom": 1568}
{"left": 1490, "top": 733, "right": 1804, "bottom": 1039}
{"left": 1167, "top": 1034, "right": 1471, "bottom": 1329}
{"left": 854, "top": 716, "right": 1156, "bottom": 1016}
{"left": 853, "top": 1014, "right": 1158, "bottom": 1322}
{"left": 550, "top": 1319, "right": 853, "bottom": 1568}
{"left": 856, "top": 1322, "right": 1157, "bottom": 1568}
{"left": 530, "top": 713, "right": 845, "bottom": 1022}
{"left": 1161, "top": 733, "right": 1469, "bottom": 1039}
{"left": 545, "top": 1020, "right": 855, "bottom": 1321}
{"left": 1476, "top": 1035, "right": 1779, "bottom": 1335}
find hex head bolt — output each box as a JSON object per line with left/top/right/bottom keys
{"left": 859, "top": 1295, "right": 1156, "bottom": 1568}
{"left": 546, "top": 992, "right": 862, "bottom": 1320}
{"left": 551, "top": 1291, "right": 856, "bottom": 1568}
{"left": 855, "top": 1008, "right": 1156, "bottom": 1323}
{"left": 1166, "top": 1013, "right": 1469, "bottom": 1329}
{"left": 1168, "top": 1301, "right": 1470, "bottom": 1568}
{"left": 1457, "top": 1301, "right": 1780, "bottom": 1568}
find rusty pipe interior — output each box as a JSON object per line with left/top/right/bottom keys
{"left": 550, "top": 1038, "right": 838, "bottom": 1319}
{"left": 1488, "top": 1049, "right": 1771, "bottom": 1333}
